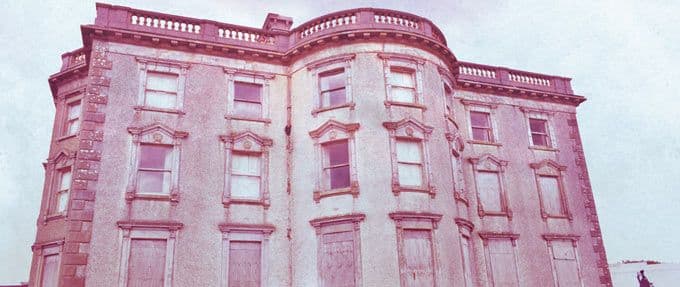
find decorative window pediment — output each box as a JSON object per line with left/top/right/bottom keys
{"left": 469, "top": 154, "right": 511, "bottom": 218}
{"left": 531, "top": 160, "right": 571, "bottom": 220}
{"left": 220, "top": 131, "right": 273, "bottom": 208}
{"left": 382, "top": 117, "right": 434, "bottom": 140}
{"left": 469, "top": 154, "right": 508, "bottom": 172}
{"left": 126, "top": 123, "right": 188, "bottom": 203}
{"left": 309, "top": 120, "right": 360, "bottom": 202}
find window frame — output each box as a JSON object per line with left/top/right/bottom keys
{"left": 135, "top": 57, "right": 189, "bottom": 114}
{"left": 309, "top": 120, "right": 360, "bottom": 202}
{"left": 389, "top": 211, "right": 442, "bottom": 287}
{"left": 307, "top": 53, "right": 356, "bottom": 116}
{"left": 219, "top": 223, "right": 275, "bottom": 287}
{"left": 383, "top": 118, "right": 435, "bottom": 197}
{"left": 117, "top": 220, "right": 182, "bottom": 287}
{"left": 530, "top": 160, "right": 572, "bottom": 220}
{"left": 461, "top": 100, "right": 500, "bottom": 146}
{"left": 32, "top": 240, "right": 64, "bottom": 287}
{"left": 479, "top": 232, "right": 522, "bottom": 287}
{"left": 43, "top": 152, "right": 75, "bottom": 221}
{"left": 310, "top": 213, "right": 365, "bottom": 287}
{"left": 469, "top": 154, "right": 512, "bottom": 218}
{"left": 520, "top": 107, "right": 558, "bottom": 151}
{"left": 378, "top": 53, "right": 426, "bottom": 110}
{"left": 225, "top": 68, "right": 274, "bottom": 123}
{"left": 126, "top": 124, "right": 188, "bottom": 203}
{"left": 220, "top": 131, "right": 273, "bottom": 208}
{"left": 55, "top": 89, "right": 84, "bottom": 141}
{"left": 542, "top": 234, "right": 584, "bottom": 287}
{"left": 62, "top": 98, "right": 82, "bottom": 138}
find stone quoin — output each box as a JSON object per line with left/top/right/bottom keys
{"left": 29, "top": 3, "right": 611, "bottom": 287}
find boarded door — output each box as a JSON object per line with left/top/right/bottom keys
{"left": 488, "top": 239, "right": 519, "bottom": 287}
{"left": 40, "top": 254, "right": 59, "bottom": 287}
{"left": 128, "top": 239, "right": 166, "bottom": 287}
{"left": 402, "top": 230, "right": 434, "bottom": 287}
{"left": 320, "top": 231, "right": 355, "bottom": 287}
{"left": 552, "top": 241, "right": 581, "bottom": 287}
{"left": 229, "top": 241, "right": 261, "bottom": 287}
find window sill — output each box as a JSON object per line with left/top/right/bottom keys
{"left": 56, "top": 134, "right": 78, "bottom": 142}
{"left": 125, "top": 192, "right": 178, "bottom": 203}
{"left": 44, "top": 213, "right": 67, "bottom": 222}
{"left": 311, "top": 102, "right": 355, "bottom": 116}
{"left": 542, "top": 213, "right": 573, "bottom": 221}
{"left": 384, "top": 100, "right": 427, "bottom": 110}
{"left": 223, "top": 197, "right": 270, "bottom": 209}
{"left": 467, "top": 140, "right": 502, "bottom": 147}
{"left": 529, "top": 145, "right": 559, "bottom": 152}
{"left": 313, "top": 185, "right": 359, "bottom": 203}
{"left": 478, "top": 209, "right": 513, "bottom": 219}
{"left": 134, "top": 106, "right": 185, "bottom": 115}
{"left": 392, "top": 184, "right": 435, "bottom": 198}
{"left": 225, "top": 115, "right": 272, "bottom": 124}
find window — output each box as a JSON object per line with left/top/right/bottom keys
{"left": 145, "top": 72, "right": 178, "bottom": 109}
{"left": 531, "top": 160, "right": 571, "bottom": 220}
{"left": 470, "top": 111, "right": 493, "bottom": 142}
{"left": 137, "top": 144, "right": 173, "bottom": 195}
{"left": 234, "top": 82, "right": 263, "bottom": 118}
{"left": 63, "top": 100, "right": 81, "bottom": 136}
{"left": 529, "top": 118, "right": 551, "bottom": 147}
{"left": 384, "top": 118, "right": 434, "bottom": 196}
{"left": 378, "top": 53, "right": 425, "bottom": 108}
{"left": 225, "top": 69, "right": 273, "bottom": 122}
{"left": 390, "top": 212, "right": 441, "bottom": 287}
{"left": 520, "top": 107, "right": 557, "bottom": 149}
{"left": 319, "top": 69, "right": 346, "bottom": 108}
{"left": 230, "top": 154, "right": 261, "bottom": 199}
{"left": 220, "top": 223, "right": 274, "bottom": 287}
{"left": 469, "top": 154, "right": 511, "bottom": 218}
{"left": 36, "top": 243, "right": 62, "bottom": 287}
{"left": 221, "top": 131, "right": 272, "bottom": 207}
{"left": 396, "top": 140, "right": 424, "bottom": 187}
{"left": 136, "top": 57, "right": 188, "bottom": 112}
{"left": 310, "top": 214, "right": 365, "bottom": 287}
{"left": 543, "top": 236, "right": 583, "bottom": 287}
{"left": 52, "top": 168, "right": 71, "bottom": 214}
{"left": 390, "top": 68, "right": 416, "bottom": 103}
{"left": 128, "top": 239, "right": 167, "bottom": 286}
{"left": 323, "top": 140, "right": 350, "bottom": 190}
{"left": 118, "top": 220, "right": 182, "bottom": 287}
{"left": 309, "top": 120, "right": 360, "bottom": 202}
{"left": 476, "top": 171, "right": 502, "bottom": 213}
{"left": 127, "top": 124, "right": 187, "bottom": 202}
{"left": 485, "top": 239, "right": 520, "bottom": 287}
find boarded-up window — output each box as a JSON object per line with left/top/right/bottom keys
{"left": 40, "top": 253, "right": 59, "bottom": 287}
{"left": 396, "top": 140, "right": 424, "bottom": 187}
{"left": 54, "top": 169, "right": 71, "bottom": 213}
{"left": 551, "top": 241, "right": 581, "bottom": 287}
{"left": 137, "top": 144, "right": 173, "bottom": 194}
{"left": 476, "top": 171, "right": 502, "bottom": 212}
{"left": 390, "top": 68, "right": 416, "bottom": 103}
{"left": 231, "top": 154, "right": 261, "bottom": 199}
{"left": 402, "top": 230, "right": 434, "bottom": 287}
{"left": 145, "top": 72, "right": 178, "bottom": 109}
{"left": 488, "top": 239, "right": 519, "bottom": 287}
{"left": 64, "top": 101, "right": 81, "bottom": 136}
{"left": 461, "top": 235, "right": 474, "bottom": 287}
{"left": 323, "top": 140, "right": 350, "bottom": 190}
{"left": 234, "top": 82, "right": 263, "bottom": 118}
{"left": 320, "top": 231, "right": 356, "bottom": 287}
{"left": 229, "top": 241, "right": 262, "bottom": 287}
{"left": 539, "top": 176, "right": 563, "bottom": 215}
{"left": 128, "top": 239, "right": 167, "bottom": 287}
{"left": 319, "top": 69, "right": 346, "bottom": 108}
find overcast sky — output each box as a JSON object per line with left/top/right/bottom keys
{"left": 1, "top": 0, "right": 678, "bottom": 283}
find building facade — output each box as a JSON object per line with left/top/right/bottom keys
{"left": 29, "top": 3, "right": 612, "bottom": 287}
